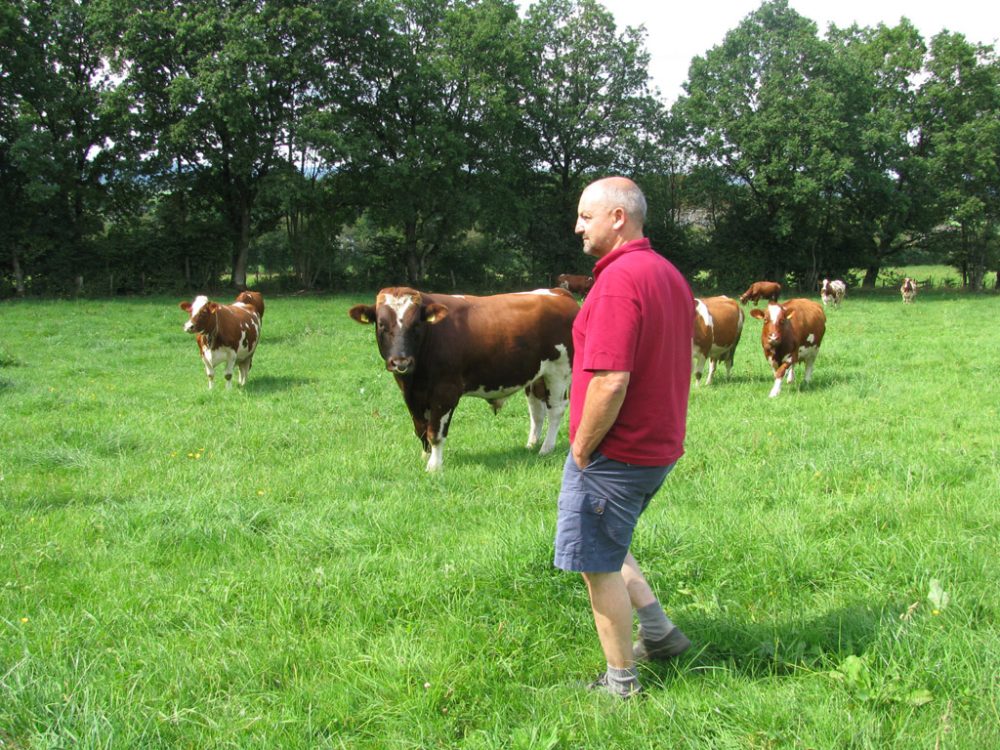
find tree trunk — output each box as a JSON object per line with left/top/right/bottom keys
{"left": 862, "top": 265, "right": 879, "bottom": 289}
{"left": 404, "top": 219, "right": 421, "bottom": 285}
{"left": 12, "top": 250, "right": 25, "bottom": 297}
{"left": 230, "top": 198, "right": 251, "bottom": 291}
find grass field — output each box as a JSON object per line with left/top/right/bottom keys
{"left": 1, "top": 287, "right": 998, "bottom": 748}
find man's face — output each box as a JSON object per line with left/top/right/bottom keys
{"left": 575, "top": 186, "right": 620, "bottom": 257}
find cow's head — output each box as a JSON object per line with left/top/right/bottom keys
{"left": 349, "top": 288, "right": 448, "bottom": 375}
{"left": 750, "top": 302, "right": 794, "bottom": 350}
{"left": 179, "top": 295, "right": 218, "bottom": 334}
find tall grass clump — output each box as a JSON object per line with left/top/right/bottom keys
{"left": 1, "top": 288, "right": 997, "bottom": 748}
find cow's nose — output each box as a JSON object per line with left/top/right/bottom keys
{"left": 183, "top": 321, "right": 194, "bottom": 333}
{"left": 387, "top": 356, "right": 414, "bottom": 374}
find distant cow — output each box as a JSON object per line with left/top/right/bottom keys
{"left": 234, "top": 290, "right": 265, "bottom": 319}
{"left": 179, "top": 294, "right": 263, "bottom": 389}
{"left": 349, "top": 287, "right": 578, "bottom": 471}
{"left": 740, "top": 280, "right": 782, "bottom": 305}
{"left": 820, "top": 278, "right": 846, "bottom": 307}
{"left": 692, "top": 296, "right": 743, "bottom": 386}
{"left": 901, "top": 278, "right": 917, "bottom": 303}
{"left": 749, "top": 298, "right": 825, "bottom": 398}
{"left": 556, "top": 274, "right": 594, "bottom": 297}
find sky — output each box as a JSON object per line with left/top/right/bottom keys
{"left": 519, "top": 1, "right": 1000, "bottom": 104}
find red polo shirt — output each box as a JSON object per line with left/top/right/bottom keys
{"left": 569, "top": 238, "right": 693, "bottom": 466}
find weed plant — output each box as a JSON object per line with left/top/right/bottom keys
{"left": 1, "top": 289, "right": 997, "bottom": 748}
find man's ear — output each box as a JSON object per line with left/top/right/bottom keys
{"left": 348, "top": 304, "right": 377, "bottom": 324}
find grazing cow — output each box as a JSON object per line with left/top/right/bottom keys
{"left": 556, "top": 273, "right": 594, "bottom": 297}
{"left": 901, "top": 277, "right": 917, "bottom": 303}
{"left": 349, "top": 287, "right": 578, "bottom": 471}
{"left": 739, "top": 280, "right": 782, "bottom": 305}
{"left": 692, "top": 295, "right": 743, "bottom": 386}
{"left": 234, "top": 290, "right": 265, "bottom": 319}
{"left": 820, "top": 278, "right": 847, "bottom": 307}
{"left": 179, "top": 294, "right": 262, "bottom": 389}
{"left": 749, "top": 298, "right": 826, "bottom": 398}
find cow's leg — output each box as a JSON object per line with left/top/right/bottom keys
{"left": 692, "top": 351, "right": 706, "bottom": 385}
{"left": 538, "top": 348, "right": 571, "bottom": 455}
{"left": 223, "top": 352, "right": 237, "bottom": 388}
{"left": 237, "top": 357, "right": 251, "bottom": 387}
{"left": 704, "top": 358, "right": 717, "bottom": 386}
{"left": 201, "top": 350, "right": 215, "bottom": 389}
{"left": 425, "top": 409, "right": 453, "bottom": 472}
{"left": 801, "top": 348, "right": 819, "bottom": 384}
{"left": 525, "top": 385, "right": 546, "bottom": 450}
{"left": 770, "top": 361, "right": 791, "bottom": 398}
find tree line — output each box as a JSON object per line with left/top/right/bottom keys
{"left": 1, "top": 0, "right": 998, "bottom": 297}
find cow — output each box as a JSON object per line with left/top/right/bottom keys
{"left": 179, "top": 294, "right": 263, "bottom": 389}
{"left": 692, "top": 295, "right": 743, "bottom": 386}
{"left": 234, "top": 290, "right": 265, "bottom": 319}
{"left": 901, "top": 277, "right": 917, "bottom": 304}
{"left": 556, "top": 273, "right": 594, "bottom": 297}
{"left": 820, "top": 278, "right": 847, "bottom": 307}
{"left": 749, "top": 298, "right": 825, "bottom": 398}
{"left": 349, "top": 287, "right": 578, "bottom": 471}
{"left": 739, "top": 280, "right": 782, "bottom": 305}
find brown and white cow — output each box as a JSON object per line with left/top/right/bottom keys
{"left": 692, "top": 295, "right": 743, "bottom": 386}
{"left": 179, "top": 294, "right": 262, "bottom": 389}
{"left": 749, "top": 298, "right": 825, "bottom": 398}
{"left": 234, "top": 290, "right": 265, "bottom": 319}
{"left": 820, "top": 278, "right": 846, "bottom": 307}
{"left": 349, "top": 287, "right": 578, "bottom": 471}
{"left": 740, "top": 280, "right": 782, "bottom": 305}
{"left": 901, "top": 277, "right": 917, "bottom": 303}
{"left": 556, "top": 273, "right": 594, "bottom": 297}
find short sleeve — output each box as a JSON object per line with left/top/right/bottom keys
{"left": 580, "top": 294, "right": 640, "bottom": 372}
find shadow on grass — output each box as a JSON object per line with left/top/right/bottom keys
{"left": 454, "top": 445, "right": 567, "bottom": 472}
{"left": 245, "top": 374, "right": 318, "bottom": 393}
{"left": 640, "top": 602, "right": 902, "bottom": 687}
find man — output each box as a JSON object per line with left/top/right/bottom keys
{"left": 555, "top": 176, "right": 694, "bottom": 699}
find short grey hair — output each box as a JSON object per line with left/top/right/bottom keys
{"left": 599, "top": 179, "right": 647, "bottom": 226}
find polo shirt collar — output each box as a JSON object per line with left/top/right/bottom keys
{"left": 593, "top": 237, "right": 653, "bottom": 279}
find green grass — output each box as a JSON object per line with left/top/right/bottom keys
{"left": 1, "top": 289, "right": 998, "bottom": 748}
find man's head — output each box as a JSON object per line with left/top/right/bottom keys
{"left": 575, "top": 176, "right": 646, "bottom": 258}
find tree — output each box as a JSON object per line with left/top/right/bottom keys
{"left": 0, "top": 0, "right": 124, "bottom": 294}
{"left": 677, "top": 0, "right": 855, "bottom": 288}
{"left": 518, "top": 0, "right": 657, "bottom": 277}
{"left": 109, "top": 0, "right": 341, "bottom": 289}
{"left": 315, "top": 0, "right": 526, "bottom": 287}
{"left": 826, "top": 20, "right": 934, "bottom": 288}
{"left": 918, "top": 32, "right": 1000, "bottom": 290}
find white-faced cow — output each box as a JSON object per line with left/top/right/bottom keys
{"left": 820, "top": 278, "right": 847, "bottom": 307}
{"left": 692, "top": 296, "right": 743, "bottom": 386}
{"left": 179, "top": 293, "right": 263, "bottom": 389}
{"left": 349, "top": 287, "right": 578, "bottom": 471}
{"left": 901, "top": 277, "right": 917, "bottom": 304}
{"left": 556, "top": 273, "right": 594, "bottom": 297}
{"left": 740, "top": 280, "right": 782, "bottom": 305}
{"left": 749, "top": 298, "right": 826, "bottom": 398}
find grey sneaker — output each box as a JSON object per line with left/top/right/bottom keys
{"left": 587, "top": 671, "right": 643, "bottom": 699}
{"left": 633, "top": 626, "right": 692, "bottom": 662}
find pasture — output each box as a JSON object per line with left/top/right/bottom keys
{"left": 1, "top": 290, "right": 998, "bottom": 748}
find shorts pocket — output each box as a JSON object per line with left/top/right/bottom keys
{"left": 557, "top": 490, "right": 607, "bottom": 516}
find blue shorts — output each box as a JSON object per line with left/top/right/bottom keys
{"left": 554, "top": 452, "right": 674, "bottom": 573}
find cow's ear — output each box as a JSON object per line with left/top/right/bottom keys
{"left": 749, "top": 308, "right": 765, "bottom": 320}
{"left": 423, "top": 303, "right": 448, "bottom": 324}
{"left": 348, "top": 304, "right": 377, "bottom": 324}
{"left": 179, "top": 301, "right": 191, "bottom": 312}
{"left": 206, "top": 302, "right": 219, "bottom": 313}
